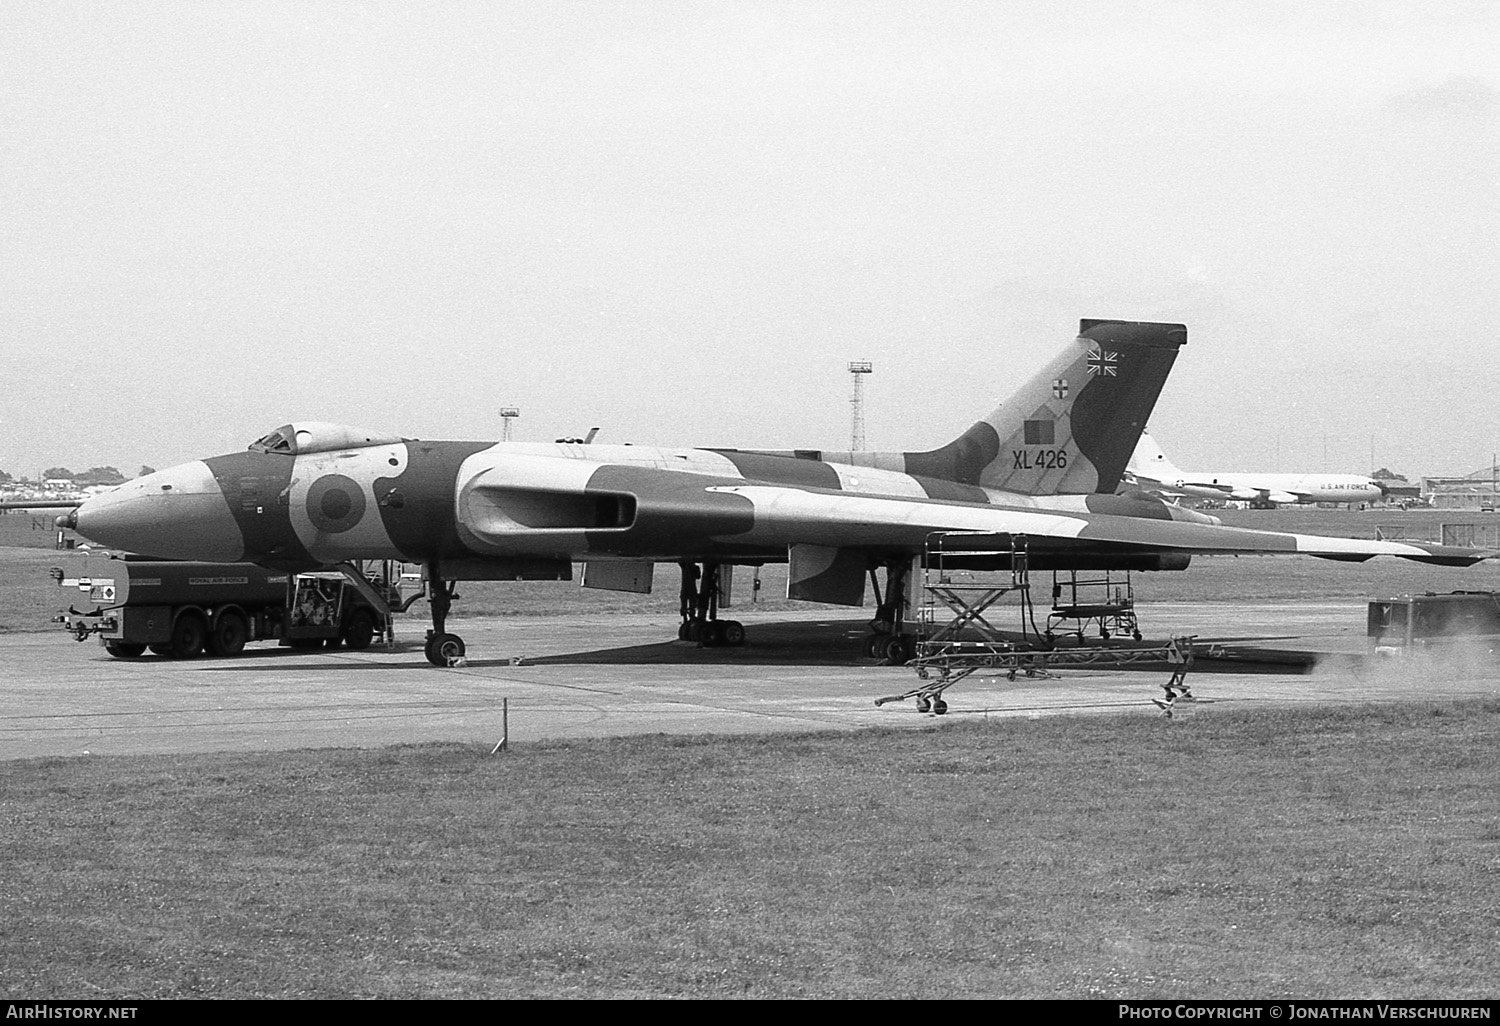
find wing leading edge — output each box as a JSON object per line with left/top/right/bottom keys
{"left": 705, "top": 484, "right": 1485, "bottom": 567}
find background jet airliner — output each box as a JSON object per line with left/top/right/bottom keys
{"left": 65, "top": 319, "right": 1477, "bottom": 665}
{"left": 1124, "top": 429, "right": 1387, "bottom": 508}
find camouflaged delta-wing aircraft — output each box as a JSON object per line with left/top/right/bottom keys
{"left": 65, "top": 318, "right": 1481, "bottom": 666}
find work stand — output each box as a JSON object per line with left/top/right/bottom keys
{"left": 1045, "top": 569, "right": 1142, "bottom": 642}
{"left": 874, "top": 532, "right": 1196, "bottom": 715}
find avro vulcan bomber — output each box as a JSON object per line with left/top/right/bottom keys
{"left": 66, "top": 320, "right": 1481, "bottom": 665}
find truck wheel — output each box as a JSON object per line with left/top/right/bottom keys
{"left": 105, "top": 642, "right": 147, "bottom": 658}
{"left": 344, "top": 611, "right": 376, "bottom": 651}
{"left": 880, "top": 636, "right": 910, "bottom": 666}
{"left": 207, "top": 612, "right": 248, "bottom": 657}
{"left": 170, "top": 614, "right": 207, "bottom": 659}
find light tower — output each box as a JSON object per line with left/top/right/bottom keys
{"left": 499, "top": 406, "right": 520, "bottom": 442}
{"left": 847, "top": 360, "right": 872, "bottom": 450}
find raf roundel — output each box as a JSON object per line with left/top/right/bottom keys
{"left": 306, "top": 474, "right": 367, "bottom": 534}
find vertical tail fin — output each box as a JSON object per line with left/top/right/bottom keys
{"left": 903, "top": 319, "right": 1186, "bottom": 494}
{"left": 1127, "top": 428, "right": 1189, "bottom": 485}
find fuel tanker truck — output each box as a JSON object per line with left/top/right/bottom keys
{"left": 54, "top": 556, "right": 406, "bottom": 658}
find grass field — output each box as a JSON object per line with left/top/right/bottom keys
{"left": 4, "top": 509, "right": 1500, "bottom": 998}
{"left": 3, "top": 703, "right": 1498, "bottom": 999}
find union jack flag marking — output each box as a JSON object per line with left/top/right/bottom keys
{"left": 1052, "top": 378, "right": 1069, "bottom": 399}
{"left": 1086, "top": 348, "right": 1118, "bottom": 377}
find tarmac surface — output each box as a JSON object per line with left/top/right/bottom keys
{"left": 5, "top": 601, "right": 1500, "bottom": 762}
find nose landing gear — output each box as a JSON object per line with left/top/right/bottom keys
{"left": 425, "top": 631, "right": 466, "bottom": 666}
{"left": 423, "top": 565, "right": 466, "bottom": 666}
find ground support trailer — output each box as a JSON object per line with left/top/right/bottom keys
{"left": 1367, "top": 591, "right": 1500, "bottom": 656}
{"left": 876, "top": 635, "right": 1197, "bottom": 716}
{"left": 54, "top": 558, "right": 401, "bottom": 659}
{"left": 874, "top": 532, "right": 1195, "bottom": 715}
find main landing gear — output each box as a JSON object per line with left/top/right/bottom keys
{"left": 424, "top": 564, "right": 466, "bottom": 666}
{"left": 677, "top": 562, "right": 746, "bottom": 648}
{"left": 863, "top": 559, "right": 917, "bottom": 665}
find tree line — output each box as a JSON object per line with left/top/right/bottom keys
{"left": 0, "top": 466, "right": 157, "bottom": 486}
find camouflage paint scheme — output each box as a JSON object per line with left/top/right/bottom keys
{"left": 72, "top": 320, "right": 1482, "bottom": 591}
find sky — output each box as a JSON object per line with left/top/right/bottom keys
{"left": 2, "top": 1, "right": 1497, "bottom": 480}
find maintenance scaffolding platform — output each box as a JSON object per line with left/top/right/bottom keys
{"left": 1045, "top": 569, "right": 1141, "bottom": 642}
{"left": 875, "top": 532, "right": 1195, "bottom": 715}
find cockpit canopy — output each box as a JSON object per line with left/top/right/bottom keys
{"left": 249, "top": 422, "right": 404, "bottom": 456}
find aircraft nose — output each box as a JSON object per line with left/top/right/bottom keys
{"left": 74, "top": 461, "right": 247, "bottom": 560}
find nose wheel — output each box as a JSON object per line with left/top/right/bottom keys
{"left": 423, "top": 563, "right": 466, "bottom": 666}
{"left": 425, "top": 631, "right": 466, "bottom": 666}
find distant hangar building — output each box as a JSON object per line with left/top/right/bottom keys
{"left": 1372, "top": 469, "right": 1420, "bottom": 505}
{"left": 1422, "top": 466, "right": 1500, "bottom": 510}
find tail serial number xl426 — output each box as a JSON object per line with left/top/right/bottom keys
{"left": 64, "top": 319, "right": 1485, "bottom": 665}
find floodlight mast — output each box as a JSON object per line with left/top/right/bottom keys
{"left": 499, "top": 407, "right": 520, "bottom": 443}
{"left": 848, "top": 361, "right": 872, "bottom": 450}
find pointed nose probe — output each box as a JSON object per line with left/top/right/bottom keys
{"left": 70, "top": 462, "right": 246, "bottom": 561}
